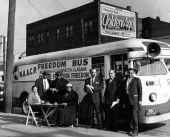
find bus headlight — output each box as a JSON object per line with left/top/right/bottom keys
{"left": 0, "top": 91, "right": 3, "bottom": 95}
{"left": 149, "top": 93, "right": 157, "bottom": 102}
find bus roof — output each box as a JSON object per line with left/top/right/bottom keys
{"left": 15, "top": 39, "right": 170, "bottom": 66}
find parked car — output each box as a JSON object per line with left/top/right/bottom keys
{"left": 0, "top": 83, "right": 4, "bottom": 110}
{"left": 0, "top": 87, "right": 4, "bottom": 102}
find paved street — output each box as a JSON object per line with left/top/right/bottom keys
{"left": 0, "top": 107, "right": 170, "bottom": 137}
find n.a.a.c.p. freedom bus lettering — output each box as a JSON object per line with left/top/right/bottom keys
{"left": 72, "top": 58, "right": 88, "bottom": 67}
{"left": 19, "top": 67, "right": 37, "bottom": 77}
{"left": 38, "top": 61, "right": 66, "bottom": 70}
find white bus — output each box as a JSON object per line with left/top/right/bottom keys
{"left": 13, "top": 38, "right": 170, "bottom": 124}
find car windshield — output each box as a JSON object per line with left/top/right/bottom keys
{"left": 133, "top": 59, "right": 167, "bottom": 76}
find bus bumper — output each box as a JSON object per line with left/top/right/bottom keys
{"left": 139, "top": 112, "right": 170, "bottom": 124}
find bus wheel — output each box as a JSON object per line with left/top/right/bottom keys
{"left": 22, "top": 98, "right": 29, "bottom": 114}
{"left": 19, "top": 92, "right": 28, "bottom": 114}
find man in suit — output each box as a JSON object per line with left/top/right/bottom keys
{"left": 103, "top": 70, "right": 122, "bottom": 131}
{"left": 51, "top": 70, "right": 69, "bottom": 102}
{"left": 35, "top": 71, "right": 51, "bottom": 100}
{"left": 84, "top": 68, "right": 104, "bottom": 129}
{"left": 126, "top": 68, "right": 142, "bottom": 136}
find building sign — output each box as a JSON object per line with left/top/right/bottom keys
{"left": 13, "top": 58, "right": 91, "bottom": 81}
{"left": 100, "top": 4, "right": 136, "bottom": 38}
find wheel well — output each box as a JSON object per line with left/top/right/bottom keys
{"left": 19, "top": 91, "right": 28, "bottom": 106}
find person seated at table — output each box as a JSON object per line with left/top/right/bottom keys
{"left": 44, "top": 88, "right": 60, "bottom": 104}
{"left": 51, "top": 71, "right": 69, "bottom": 101}
{"left": 57, "top": 83, "right": 78, "bottom": 127}
{"left": 27, "top": 85, "right": 43, "bottom": 116}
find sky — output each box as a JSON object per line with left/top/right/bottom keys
{"left": 0, "top": 0, "right": 170, "bottom": 60}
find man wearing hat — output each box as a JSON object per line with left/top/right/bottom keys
{"left": 35, "top": 71, "right": 51, "bottom": 100}
{"left": 51, "top": 70, "right": 69, "bottom": 101}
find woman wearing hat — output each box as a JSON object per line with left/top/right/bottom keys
{"left": 57, "top": 83, "right": 78, "bottom": 127}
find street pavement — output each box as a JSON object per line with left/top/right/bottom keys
{"left": 0, "top": 107, "right": 170, "bottom": 137}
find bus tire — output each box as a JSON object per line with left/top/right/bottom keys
{"left": 19, "top": 92, "right": 28, "bottom": 114}
{"left": 21, "top": 97, "right": 29, "bottom": 115}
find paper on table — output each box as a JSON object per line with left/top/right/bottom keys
{"left": 110, "top": 101, "right": 118, "bottom": 109}
{"left": 86, "top": 85, "right": 93, "bottom": 94}
{"left": 32, "top": 103, "right": 41, "bottom": 105}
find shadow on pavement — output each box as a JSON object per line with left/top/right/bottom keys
{"left": 0, "top": 111, "right": 167, "bottom": 137}
{"left": 105, "top": 121, "right": 166, "bottom": 134}
{"left": 0, "top": 126, "right": 101, "bottom": 137}
{"left": 0, "top": 113, "right": 109, "bottom": 137}
{"left": 0, "top": 113, "right": 26, "bottom": 125}
{"left": 139, "top": 123, "right": 166, "bottom": 133}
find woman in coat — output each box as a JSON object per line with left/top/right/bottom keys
{"left": 58, "top": 83, "right": 78, "bottom": 127}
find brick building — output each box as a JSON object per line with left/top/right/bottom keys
{"left": 142, "top": 17, "right": 170, "bottom": 44}
{"left": 26, "top": 0, "right": 137, "bottom": 56}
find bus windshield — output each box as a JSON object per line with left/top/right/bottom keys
{"left": 133, "top": 59, "right": 167, "bottom": 76}
{"left": 164, "top": 59, "right": 170, "bottom": 73}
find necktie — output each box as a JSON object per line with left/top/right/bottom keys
{"left": 126, "top": 78, "right": 131, "bottom": 94}
{"left": 90, "top": 77, "right": 93, "bottom": 86}
{"left": 91, "top": 77, "right": 94, "bottom": 86}
{"left": 44, "top": 79, "right": 46, "bottom": 90}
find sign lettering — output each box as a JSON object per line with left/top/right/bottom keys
{"left": 100, "top": 4, "right": 136, "bottom": 38}
{"left": 13, "top": 58, "right": 91, "bottom": 81}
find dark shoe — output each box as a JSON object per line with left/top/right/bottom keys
{"left": 90, "top": 124, "right": 94, "bottom": 128}
{"left": 112, "top": 128, "right": 118, "bottom": 132}
{"left": 129, "top": 131, "right": 138, "bottom": 136}
{"left": 97, "top": 124, "right": 103, "bottom": 130}
{"left": 86, "top": 124, "right": 94, "bottom": 128}
{"left": 128, "top": 131, "right": 133, "bottom": 136}
{"left": 131, "top": 132, "right": 138, "bottom": 136}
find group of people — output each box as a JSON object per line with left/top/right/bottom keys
{"left": 84, "top": 68, "right": 142, "bottom": 136}
{"left": 27, "top": 67, "right": 142, "bottom": 136}
{"left": 27, "top": 70, "right": 78, "bottom": 127}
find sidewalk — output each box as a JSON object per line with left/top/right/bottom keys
{"left": 0, "top": 108, "right": 155, "bottom": 137}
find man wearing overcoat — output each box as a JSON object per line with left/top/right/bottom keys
{"left": 84, "top": 68, "right": 104, "bottom": 129}
{"left": 104, "top": 70, "right": 122, "bottom": 130}
{"left": 125, "top": 68, "right": 142, "bottom": 136}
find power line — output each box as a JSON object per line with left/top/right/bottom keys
{"left": 27, "top": 0, "right": 45, "bottom": 18}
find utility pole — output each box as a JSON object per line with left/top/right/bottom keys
{"left": 81, "top": 18, "right": 85, "bottom": 47}
{"left": 5, "top": 0, "right": 16, "bottom": 113}
{"left": 3, "top": 36, "right": 6, "bottom": 83}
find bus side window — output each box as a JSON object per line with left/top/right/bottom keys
{"left": 92, "top": 56, "right": 104, "bottom": 78}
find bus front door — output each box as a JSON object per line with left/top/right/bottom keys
{"left": 111, "top": 54, "right": 128, "bottom": 74}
